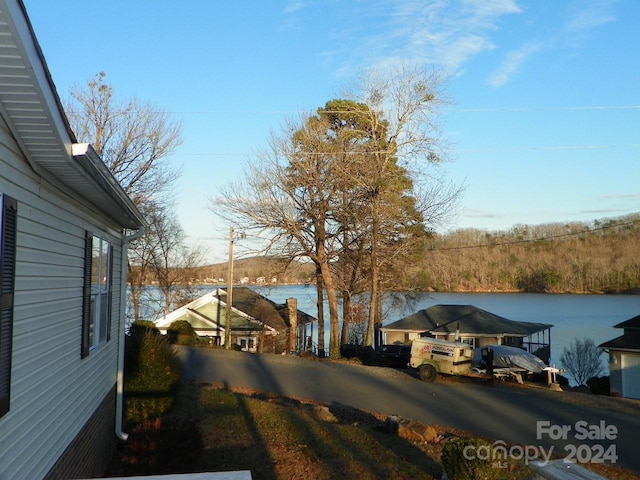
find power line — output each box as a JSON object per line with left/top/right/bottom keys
{"left": 192, "top": 218, "right": 639, "bottom": 253}
{"left": 72, "top": 105, "right": 640, "bottom": 116}
{"left": 455, "top": 144, "right": 640, "bottom": 153}
{"left": 449, "top": 105, "right": 640, "bottom": 113}
{"left": 171, "top": 143, "right": 640, "bottom": 157}
{"left": 429, "top": 219, "right": 638, "bottom": 252}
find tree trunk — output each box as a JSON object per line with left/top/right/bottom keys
{"left": 341, "top": 290, "right": 351, "bottom": 346}
{"left": 365, "top": 201, "right": 379, "bottom": 347}
{"left": 315, "top": 267, "right": 325, "bottom": 357}
{"left": 319, "top": 259, "right": 341, "bottom": 358}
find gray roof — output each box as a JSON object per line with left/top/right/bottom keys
{"left": 599, "top": 314, "right": 640, "bottom": 351}
{"left": 382, "top": 304, "right": 552, "bottom": 337}
{"left": 613, "top": 314, "right": 640, "bottom": 330}
{"left": 221, "top": 287, "right": 317, "bottom": 331}
{"left": 599, "top": 335, "right": 640, "bottom": 351}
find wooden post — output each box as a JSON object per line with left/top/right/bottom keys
{"left": 225, "top": 227, "right": 234, "bottom": 349}
{"left": 287, "top": 298, "right": 297, "bottom": 353}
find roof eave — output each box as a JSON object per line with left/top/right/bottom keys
{"left": 72, "top": 143, "right": 146, "bottom": 229}
{"left": 0, "top": 0, "right": 145, "bottom": 230}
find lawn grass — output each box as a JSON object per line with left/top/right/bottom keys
{"left": 110, "top": 381, "right": 512, "bottom": 479}
{"left": 108, "top": 380, "right": 638, "bottom": 480}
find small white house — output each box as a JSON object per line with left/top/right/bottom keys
{"left": 0, "top": 1, "right": 145, "bottom": 478}
{"left": 600, "top": 315, "right": 640, "bottom": 400}
{"left": 381, "top": 305, "right": 553, "bottom": 363}
{"left": 155, "top": 287, "right": 317, "bottom": 354}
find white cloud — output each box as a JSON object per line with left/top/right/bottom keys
{"left": 485, "top": 1, "right": 618, "bottom": 88}
{"left": 464, "top": 208, "right": 506, "bottom": 219}
{"left": 487, "top": 42, "right": 543, "bottom": 88}
{"left": 318, "top": 0, "right": 524, "bottom": 76}
{"left": 564, "top": 0, "right": 616, "bottom": 34}
{"left": 392, "top": 0, "right": 522, "bottom": 71}
{"left": 601, "top": 192, "right": 640, "bottom": 199}
{"left": 283, "top": 1, "right": 307, "bottom": 14}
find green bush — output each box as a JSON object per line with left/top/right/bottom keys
{"left": 441, "top": 438, "right": 502, "bottom": 480}
{"left": 128, "top": 320, "right": 160, "bottom": 339}
{"left": 167, "top": 320, "right": 196, "bottom": 335}
{"left": 124, "top": 329, "right": 180, "bottom": 424}
{"left": 587, "top": 375, "right": 610, "bottom": 395}
{"left": 167, "top": 320, "right": 198, "bottom": 345}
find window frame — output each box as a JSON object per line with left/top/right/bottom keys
{"left": 81, "top": 232, "right": 113, "bottom": 358}
{"left": 460, "top": 336, "right": 476, "bottom": 348}
{"left": 0, "top": 194, "right": 17, "bottom": 418}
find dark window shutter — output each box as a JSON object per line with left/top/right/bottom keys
{"left": 81, "top": 232, "right": 92, "bottom": 359}
{"left": 0, "top": 195, "right": 17, "bottom": 418}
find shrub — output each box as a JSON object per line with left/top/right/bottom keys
{"left": 167, "top": 320, "right": 198, "bottom": 345}
{"left": 124, "top": 329, "right": 180, "bottom": 424}
{"left": 587, "top": 375, "right": 610, "bottom": 395}
{"left": 441, "top": 438, "right": 501, "bottom": 480}
{"left": 168, "top": 320, "right": 196, "bottom": 336}
{"left": 128, "top": 320, "right": 160, "bottom": 339}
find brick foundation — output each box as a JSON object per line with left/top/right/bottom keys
{"left": 44, "top": 386, "right": 116, "bottom": 480}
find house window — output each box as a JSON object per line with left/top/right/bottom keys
{"left": 460, "top": 337, "right": 476, "bottom": 348}
{"left": 239, "top": 337, "right": 255, "bottom": 352}
{"left": 0, "top": 194, "right": 17, "bottom": 418}
{"left": 81, "top": 232, "right": 112, "bottom": 357}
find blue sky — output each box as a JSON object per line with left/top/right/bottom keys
{"left": 26, "top": 1, "right": 639, "bottom": 263}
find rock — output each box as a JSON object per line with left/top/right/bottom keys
{"left": 310, "top": 405, "right": 338, "bottom": 423}
{"left": 549, "top": 382, "right": 563, "bottom": 392}
{"left": 386, "top": 415, "right": 441, "bottom": 443}
{"left": 385, "top": 415, "right": 400, "bottom": 435}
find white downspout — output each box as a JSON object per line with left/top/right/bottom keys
{"left": 116, "top": 226, "right": 145, "bottom": 441}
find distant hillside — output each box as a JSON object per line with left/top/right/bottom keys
{"left": 184, "top": 214, "right": 639, "bottom": 293}
{"left": 188, "top": 256, "right": 315, "bottom": 285}
{"left": 402, "top": 213, "right": 640, "bottom": 293}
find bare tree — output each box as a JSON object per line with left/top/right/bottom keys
{"left": 339, "top": 64, "right": 461, "bottom": 346}
{"left": 214, "top": 63, "right": 460, "bottom": 357}
{"left": 147, "top": 204, "right": 204, "bottom": 315}
{"left": 560, "top": 337, "right": 604, "bottom": 386}
{"left": 67, "top": 73, "right": 205, "bottom": 321}
{"left": 66, "top": 72, "right": 182, "bottom": 207}
{"left": 214, "top": 114, "right": 344, "bottom": 356}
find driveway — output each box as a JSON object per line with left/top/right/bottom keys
{"left": 177, "top": 346, "right": 640, "bottom": 474}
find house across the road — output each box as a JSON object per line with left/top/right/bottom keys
{"left": 381, "top": 305, "right": 552, "bottom": 363}
{"left": 155, "top": 287, "right": 317, "bottom": 354}
{"left": 600, "top": 314, "right": 640, "bottom": 399}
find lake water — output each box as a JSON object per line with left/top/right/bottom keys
{"left": 136, "top": 284, "right": 639, "bottom": 378}
{"left": 251, "top": 285, "right": 640, "bottom": 376}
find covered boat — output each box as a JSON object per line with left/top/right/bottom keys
{"left": 473, "top": 344, "right": 547, "bottom": 373}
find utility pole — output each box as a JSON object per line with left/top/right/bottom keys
{"left": 225, "top": 227, "right": 235, "bottom": 349}
{"left": 225, "top": 227, "right": 246, "bottom": 349}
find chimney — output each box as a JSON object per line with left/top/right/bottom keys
{"left": 287, "top": 298, "right": 298, "bottom": 353}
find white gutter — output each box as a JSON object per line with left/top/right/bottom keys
{"left": 116, "top": 226, "right": 145, "bottom": 441}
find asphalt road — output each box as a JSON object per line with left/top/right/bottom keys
{"left": 177, "top": 346, "right": 640, "bottom": 474}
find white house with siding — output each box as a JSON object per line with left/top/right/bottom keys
{"left": 600, "top": 315, "right": 640, "bottom": 400}
{"left": 0, "top": 1, "right": 146, "bottom": 478}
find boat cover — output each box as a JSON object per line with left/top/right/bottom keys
{"left": 473, "top": 345, "right": 547, "bottom": 373}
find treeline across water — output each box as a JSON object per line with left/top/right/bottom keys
{"left": 404, "top": 214, "right": 640, "bottom": 293}
{"left": 186, "top": 214, "right": 639, "bottom": 294}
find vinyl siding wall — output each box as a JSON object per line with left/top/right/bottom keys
{"left": 0, "top": 118, "right": 125, "bottom": 478}
{"left": 609, "top": 351, "right": 622, "bottom": 397}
